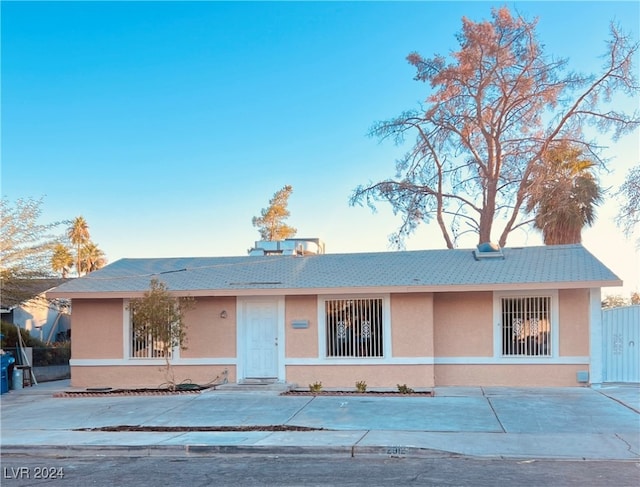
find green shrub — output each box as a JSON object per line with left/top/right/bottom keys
{"left": 3, "top": 345, "right": 70, "bottom": 366}
{"left": 1, "top": 321, "right": 46, "bottom": 348}
{"left": 397, "top": 384, "right": 415, "bottom": 394}
{"left": 309, "top": 381, "right": 323, "bottom": 393}
{"left": 32, "top": 345, "right": 70, "bottom": 366}
{"left": 355, "top": 380, "right": 367, "bottom": 393}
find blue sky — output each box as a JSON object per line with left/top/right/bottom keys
{"left": 2, "top": 1, "right": 639, "bottom": 295}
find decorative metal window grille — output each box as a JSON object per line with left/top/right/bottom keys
{"left": 130, "top": 315, "right": 172, "bottom": 359}
{"left": 501, "top": 296, "right": 551, "bottom": 356}
{"left": 325, "top": 298, "right": 383, "bottom": 357}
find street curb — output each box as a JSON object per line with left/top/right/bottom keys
{"left": 186, "top": 445, "right": 355, "bottom": 456}
{"left": 0, "top": 444, "right": 455, "bottom": 459}
{"left": 1, "top": 445, "right": 188, "bottom": 458}
{"left": 5, "top": 444, "right": 635, "bottom": 461}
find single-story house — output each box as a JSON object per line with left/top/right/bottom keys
{"left": 46, "top": 244, "right": 620, "bottom": 389}
{"left": 1, "top": 279, "right": 71, "bottom": 343}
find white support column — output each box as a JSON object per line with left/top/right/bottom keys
{"left": 277, "top": 297, "right": 286, "bottom": 383}
{"left": 122, "top": 299, "right": 130, "bottom": 359}
{"left": 589, "top": 288, "right": 603, "bottom": 386}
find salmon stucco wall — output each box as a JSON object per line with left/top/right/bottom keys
{"left": 181, "top": 297, "right": 237, "bottom": 358}
{"left": 69, "top": 286, "right": 595, "bottom": 389}
{"left": 286, "top": 364, "right": 435, "bottom": 389}
{"left": 435, "top": 364, "right": 589, "bottom": 387}
{"left": 71, "top": 299, "right": 124, "bottom": 359}
{"left": 391, "top": 293, "right": 434, "bottom": 357}
{"left": 70, "top": 365, "right": 236, "bottom": 389}
{"left": 285, "top": 295, "right": 318, "bottom": 358}
{"left": 558, "top": 289, "right": 590, "bottom": 356}
{"left": 433, "top": 292, "right": 493, "bottom": 357}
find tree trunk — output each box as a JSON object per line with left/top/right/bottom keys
{"left": 478, "top": 184, "right": 497, "bottom": 244}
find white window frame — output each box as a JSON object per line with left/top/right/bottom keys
{"left": 493, "top": 290, "right": 559, "bottom": 361}
{"left": 317, "top": 294, "right": 392, "bottom": 363}
{"left": 123, "top": 299, "right": 181, "bottom": 362}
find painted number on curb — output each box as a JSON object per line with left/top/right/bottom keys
{"left": 386, "top": 446, "right": 408, "bottom": 456}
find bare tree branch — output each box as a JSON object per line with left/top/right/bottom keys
{"left": 352, "top": 8, "right": 639, "bottom": 249}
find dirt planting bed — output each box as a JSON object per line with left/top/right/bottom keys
{"left": 283, "top": 390, "right": 434, "bottom": 397}
{"left": 54, "top": 385, "right": 209, "bottom": 398}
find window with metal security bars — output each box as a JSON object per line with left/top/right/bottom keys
{"left": 501, "top": 296, "right": 551, "bottom": 356}
{"left": 130, "top": 320, "right": 172, "bottom": 359}
{"left": 325, "top": 298, "right": 383, "bottom": 358}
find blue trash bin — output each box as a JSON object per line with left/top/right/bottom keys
{"left": 1, "top": 352, "right": 15, "bottom": 394}
{"left": 0, "top": 367, "right": 7, "bottom": 394}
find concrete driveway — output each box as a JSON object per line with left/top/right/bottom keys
{"left": 1, "top": 381, "right": 638, "bottom": 460}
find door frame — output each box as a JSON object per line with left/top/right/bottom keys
{"left": 236, "top": 296, "right": 285, "bottom": 382}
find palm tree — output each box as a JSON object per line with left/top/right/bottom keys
{"left": 68, "top": 216, "right": 90, "bottom": 276}
{"left": 526, "top": 143, "right": 602, "bottom": 245}
{"left": 79, "top": 241, "right": 107, "bottom": 274}
{"left": 51, "top": 243, "right": 74, "bottom": 278}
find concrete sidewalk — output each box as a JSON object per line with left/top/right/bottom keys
{"left": 1, "top": 381, "right": 638, "bottom": 460}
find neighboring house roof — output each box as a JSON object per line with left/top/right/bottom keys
{"left": 46, "top": 244, "right": 620, "bottom": 298}
{"left": 1, "top": 278, "right": 71, "bottom": 310}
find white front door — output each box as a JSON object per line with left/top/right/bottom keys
{"left": 243, "top": 300, "right": 279, "bottom": 379}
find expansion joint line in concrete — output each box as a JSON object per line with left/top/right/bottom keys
{"left": 614, "top": 433, "right": 639, "bottom": 456}
{"left": 481, "top": 387, "right": 507, "bottom": 434}
{"left": 595, "top": 390, "right": 640, "bottom": 415}
{"left": 351, "top": 431, "right": 371, "bottom": 458}
{"left": 283, "top": 396, "right": 316, "bottom": 426}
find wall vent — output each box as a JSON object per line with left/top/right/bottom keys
{"left": 576, "top": 371, "right": 589, "bottom": 383}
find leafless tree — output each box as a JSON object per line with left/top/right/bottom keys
{"left": 352, "top": 7, "right": 639, "bottom": 248}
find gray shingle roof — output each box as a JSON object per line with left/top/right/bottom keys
{"left": 1, "top": 278, "right": 71, "bottom": 309}
{"left": 46, "top": 244, "right": 620, "bottom": 297}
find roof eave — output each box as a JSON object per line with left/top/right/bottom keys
{"left": 46, "top": 279, "right": 622, "bottom": 300}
